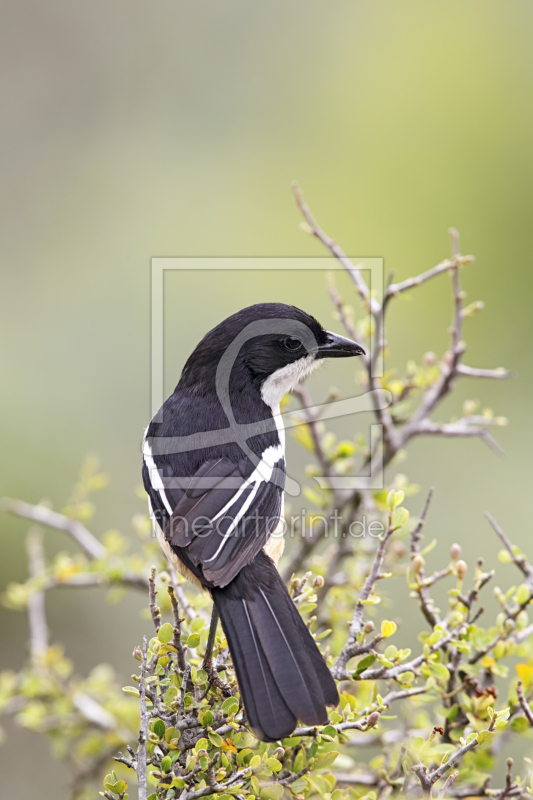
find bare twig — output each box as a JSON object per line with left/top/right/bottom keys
{"left": 332, "top": 517, "right": 394, "bottom": 678}
{"left": 292, "top": 711, "right": 380, "bottom": 738}
{"left": 410, "top": 488, "right": 440, "bottom": 627}
{"left": 387, "top": 259, "right": 464, "bottom": 298}
{"left": 2, "top": 498, "right": 106, "bottom": 560}
{"left": 516, "top": 681, "right": 533, "bottom": 726}
{"left": 414, "top": 420, "right": 504, "bottom": 457}
{"left": 292, "top": 182, "right": 378, "bottom": 313}
{"left": 138, "top": 635, "right": 149, "bottom": 800}
{"left": 167, "top": 584, "right": 186, "bottom": 672}
{"left": 168, "top": 563, "right": 199, "bottom": 620}
{"left": 148, "top": 567, "right": 161, "bottom": 632}
{"left": 485, "top": 513, "right": 533, "bottom": 582}
{"left": 456, "top": 365, "right": 512, "bottom": 380}
{"left": 437, "top": 771, "right": 459, "bottom": 799}
{"left": 26, "top": 528, "right": 48, "bottom": 659}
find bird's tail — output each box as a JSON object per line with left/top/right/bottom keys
{"left": 211, "top": 550, "right": 339, "bottom": 742}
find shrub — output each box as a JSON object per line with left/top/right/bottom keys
{"left": 2, "top": 188, "right": 527, "bottom": 800}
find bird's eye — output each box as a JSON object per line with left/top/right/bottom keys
{"left": 284, "top": 336, "right": 302, "bottom": 351}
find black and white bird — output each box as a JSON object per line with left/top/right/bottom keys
{"left": 142, "top": 303, "right": 365, "bottom": 741}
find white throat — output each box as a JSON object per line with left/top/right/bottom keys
{"left": 260, "top": 354, "right": 324, "bottom": 409}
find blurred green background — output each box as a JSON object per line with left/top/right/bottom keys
{"left": 1, "top": 0, "right": 533, "bottom": 795}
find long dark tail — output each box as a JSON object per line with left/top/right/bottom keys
{"left": 211, "top": 551, "right": 339, "bottom": 742}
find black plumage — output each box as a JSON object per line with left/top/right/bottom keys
{"left": 142, "top": 303, "right": 364, "bottom": 741}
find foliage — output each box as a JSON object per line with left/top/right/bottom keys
{"left": 1, "top": 189, "right": 530, "bottom": 799}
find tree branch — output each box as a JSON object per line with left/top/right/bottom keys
{"left": 137, "top": 635, "right": 149, "bottom": 800}
{"left": 26, "top": 528, "right": 48, "bottom": 659}
{"left": 2, "top": 497, "right": 106, "bottom": 560}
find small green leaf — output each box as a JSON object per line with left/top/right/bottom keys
{"left": 266, "top": 757, "right": 282, "bottom": 772}
{"left": 187, "top": 633, "right": 201, "bottom": 648}
{"left": 208, "top": 731, "right": 223, "bottom": 747}
{"left": 164, "top": 686, "right": 178, "bottom": 705}
{"left": 194, "top": 737, "right": 208, "bottom": 752}
{"left": 158, "top": 623, "right": 174, "bottom": 644}
{"left": 152, "top": 719, "right": 166, "bottom": 739}
{"left": 222, "top": 697, "right": 239, "bottom": 714}
{"left": 391, "top": 507, "right": 409, "bottom": 529}
{"left": 199, "top": 708, "right": 213, "bottom": 726}
{"left": 261, "top": 789, "right": 282, "bottom": 800}
{"left": 290, "top": 779, "right": 308, "bottom": 793}
{"left": 314, "top": 750, "right": 339, "bottom": 770}
{"left": 517, "top": 585, "right": 531, "bottom": 606}
{"left": 354, "top": 653, "right": 377, "bottom": 676}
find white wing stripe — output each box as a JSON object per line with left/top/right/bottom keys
{"left": 203, "top": 479, "right": 262, "bottom": 563}
{"left": 143, "top": 429, "right": 173, "bottom": 516}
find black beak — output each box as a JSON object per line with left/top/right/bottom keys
{"left": 316, "top": 331, "right": 366, "bottom": 358}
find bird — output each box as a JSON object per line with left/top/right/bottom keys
{"left": 142, "top": 302, "right": 365, "bottom": 742}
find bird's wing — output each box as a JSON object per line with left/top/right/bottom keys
{"left": 144, "top": 455, "right": 284, "bottom": 588}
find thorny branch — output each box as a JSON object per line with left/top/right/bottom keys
{"left": 289, "top": 184, "right": 510, "bottom": 577}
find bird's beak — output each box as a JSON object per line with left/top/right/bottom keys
{"left": 316, "top": 331, "right": 366, "bottom": 358}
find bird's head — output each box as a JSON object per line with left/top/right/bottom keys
{"left": 180, "top": 302, "right": 365, "bottom": 408}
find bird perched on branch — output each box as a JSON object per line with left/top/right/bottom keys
{"left": 142, "top": 302, "right": 365, "bottom": 741}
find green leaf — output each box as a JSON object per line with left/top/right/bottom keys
{"left": 447, "top": 704, "right": 459, "bottom": 722}
{"left": 261, "top": 789, "right": 282, "bottom": 800}
{"left": 165, "top": 727, "right": 180, "bottom": 743}
{"left": 391, "top": 507, "right": 409, "bottom": 529}
{"left": 428, "top": 662, "right": 450, "bottom": 682}
{"left": 122, "top": 686, "right": 140, "bottom": 697}
{"left": 517, "top": 584, "right": 531, "bottom": 605}
{"left": 161, "top": 756, "right": 172, "bottom": 772}
{"left": 314, "top": 750, "right": 339, "bottom": 770}
{"left": 164, "top": 686, "right": 178, "bottom": 705}
{"left": 208, "top": 731, "right": 223, "bottom": 747}
{"left": 249, "top": 754, "right": 261, "bottom": 769}
{"left": 266, "top": 757, "right": 282, "bottom": 772}
{"left": 194, "top": 737, "right": 208, "bottom": 752}
{"left": 152, "top": 719, "right": 166, "bottom": 739}
{"left": 222, "top": 697, "right": 240, "bottom": 714}
{"left": 199, "top": 708, "right": 213, "bottom": 726}
{"left": 477, "top": 731, "right": 493, "bottom": 744}
{"left": 290, "top": 779, "right": 308, "bottom": 793}
{"left": 187, "top": 633, "right": 201, "bottom": 648}
{"left": 158, "top": 623, "right": 174, "bottom": 644}
{"left": 171, "top": 778, "right": 185, "bottom": 788}
{"left": 354, "top": 653, "right": 377, "bottom": 675}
